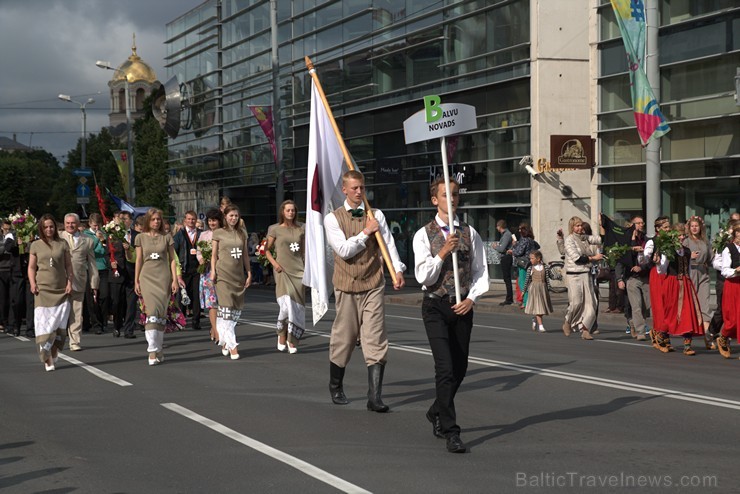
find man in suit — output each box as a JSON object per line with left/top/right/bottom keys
{"left": 60, "top": 213, "right": 99, "bottom": 351}
{"left": 119, "top": 211, "right": 138, "bottom": 339}
{"left": 173, "top": 210, "right": 202, "bottom": 330}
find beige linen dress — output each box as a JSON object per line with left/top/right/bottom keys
{"left": 135, "top": 233, "right": 174, "bottom": 330}
{"left": 213, "top": 228, "right": 247, "bottom": 309}
{"left": 268, "top": 223, "right": 305, "bottom": 339}
{"left": 30, "top": 239, "right": 71, "bottom": 361}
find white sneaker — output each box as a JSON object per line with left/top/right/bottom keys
{"left": 538, "top": 325, "right": 547, "bottom": 333}
{"left": 531, "top": 318, "right": 536, "bottom": 331}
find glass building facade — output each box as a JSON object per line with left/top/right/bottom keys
{"left": 596, "top": 0, "right": 740, "bottom": 238}
{"left": 165, "top": 0, "right": 533, "bottom": 278}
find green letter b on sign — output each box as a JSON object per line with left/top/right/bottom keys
{"left": 424, "top": 95, "right": 442, "bottom": 123}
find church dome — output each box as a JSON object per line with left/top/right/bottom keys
{"left": 111, "top": 35, "right": 157, "bottom": 84}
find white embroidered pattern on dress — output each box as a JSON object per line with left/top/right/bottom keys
{"left": 230, "top": 247, "right": 242, "bottom": 259}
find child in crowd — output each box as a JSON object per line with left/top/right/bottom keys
{"left": 523, "top": 250, "right": 561, "bottom": 332}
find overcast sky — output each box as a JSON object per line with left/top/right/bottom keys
{"left": 0, "top": 0, "right": 204, "bottom": 163}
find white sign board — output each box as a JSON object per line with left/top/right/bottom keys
{"left": 403, "top": 96, "right": 477, "bottom": 144}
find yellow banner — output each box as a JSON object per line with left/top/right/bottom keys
{"left": 110, "top": 150, "right": 129, "bottom": 197}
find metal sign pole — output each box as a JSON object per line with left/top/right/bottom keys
{"left": 440, "top": 135, "right": 461, "bottom": 305}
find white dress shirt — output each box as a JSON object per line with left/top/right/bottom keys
{"left": 412, "top": 214, "right": 489, "bottom": 303}
{"left": 720, "top": 244, "right": 740, "bottom": 279}
{"left": 643, "top": 238, "right": 669, "bottom": 274}
{"left": 324, "top": 200, "right": 406, "bottom": 274}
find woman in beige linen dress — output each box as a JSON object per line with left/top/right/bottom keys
{"left": 265, "top": 200, "right": 305, "bottom": 353}
{"left": 211, "top": 205, "right": 251, "bottom": 360}
{"left": 134, "top": 208, "right": 178, "bottom": 366}
{"left": 28, "top": 214, "right": 73, "bottom": 372}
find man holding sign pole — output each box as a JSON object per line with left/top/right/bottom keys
{"left": 413, "top": 178, "right": 489, "bottom": 453}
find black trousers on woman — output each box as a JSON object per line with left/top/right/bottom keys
{"left": 422, "top": 296, "right": 474, "bottom": 437}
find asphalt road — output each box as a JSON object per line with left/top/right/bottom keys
{"left": 1, "top": 289, "right": 738, "bottom": 493}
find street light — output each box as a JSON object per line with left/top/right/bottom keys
{"left": 96, "top": 60, "right": 135, "bottom": 202}
{"left": 58, "top": 94, "right": 95, "bottom": 169}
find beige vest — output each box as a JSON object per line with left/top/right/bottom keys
{"left": 332, "top": 207, "right": 383, "bottom": 293}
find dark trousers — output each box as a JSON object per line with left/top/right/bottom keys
{"left": 123, "top": 282, "right": 139, "bottom": 336}
{"left": 0, "top": 270, "right": 11, "bottom": 326}
{"left": 10, "top": 277, "right": 33, "bottom": 333}
{"left": 608, "top": 270, "right": 624, "bottom": 310}
{"left": 109, "top": 280, "right": 127, "bottom": 332}
{"left": 708, "top": 276, "right": 724, "bottom": 337}
{"left": 500, "top": 254, "right": 513, "bottom": 303}
{"left": 422, "top": 297, "right": 473, "bottom": 437}
{"left": 180, "top": 270, "right": 201, "bottom": 328}
{"left": 84, "top": 269, "right": 110, "bottom": 332}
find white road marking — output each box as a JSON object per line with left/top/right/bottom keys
{"left": 57, "top": 353, "right": 133, "bottom": 387}
{"left": 291, "top": 327, "right": 740, "bottom": 412}
{"left": 162, "top": 403, "right": 372, "bottom": 494}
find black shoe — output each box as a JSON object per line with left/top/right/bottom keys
{"left": 499, "top": 301, "right": 513, "bottom": 306}
{"left": 113, "top": 329, "right": 121, "bottom": 338}
{"left": 95, "top": 328, "right": 104, "bottom": 335}
{"left": 123, "top": 333, "right": 137, "bottom": 339}
{"left": 192, "top": 325, "right": 201, "bottom": 331}
{"left": 425, "top": 410, "right": 444, "bottom": 439}
{"left": 366, "top": 364, "right": 389, "bottom": 413}
{"left": 25, "top": 330, "right": 35, "bottom": 338}
{"left": 446, "top": 434, "right": 466, "bottom": 453}
{"left": 329, "top": 362, "right": 349, "bottom": 405}
{"left": 13, "top": 328, "right": 21, "bottom": 337}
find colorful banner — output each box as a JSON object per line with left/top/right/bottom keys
{"left": 249, "top": 106, "right": 278, "bottom": 164}
{"left": 110, "top": 150, "right": 130, "bottom": 197}
{"left": 610, "top": 0, "right": 670, "bottom": 146}
{"left": 302, "top": 81, "right": 348, "bottom": 325}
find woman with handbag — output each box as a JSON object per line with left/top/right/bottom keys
{"left": 562, "top": 216, "right": 603, "bottom": 340}
{"left": 511, "top": 223, "right": 539, "bottom": 309}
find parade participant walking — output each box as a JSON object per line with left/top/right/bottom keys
{"left": 645, "top": 216, "right": 671, "bottom": 347}
{"left": 413, "top": 178, "right": 488, "bottom": 453}
{"left": 716, "top": 221, "right": 740, "bottom": 358}
{"left": 117, "top": 211, "right": 138, "bottom": 339}
{"left": 684, "top": 216, "right": 712, "bottom": 337}
{"left": 652, "top": 223, "right": 704, "bottom": 355}
{"left": 173, "top": 210, "right": 202, "bottom": 329}
{"left": 523, "top": 250, "right": 560, "bottom": 332}
{"left": 28, "top": 214, "right": 73, "bottom": 372}
{"left": 562, "top": 216, "right": 603, "bottom": 339}
{"left": 210, "top": 205, "right": 251, "bottom": 360}
{"left": 324, "top": 170, "right": 405, "bottom": 412}
{"left": 0, "top": 219, "right": 12, "bottom": 332}
{"left": 134, "top": 208, "right": 178, "bottom": 366}
{"left": 197, "top": 209, "right": 223, "bottom": 344}
{"left": 511, "top": 223, "right": 539, "bottom": 309}
{"left": 615, "top": 216, "right": 650, "bottom": 341}
{"left": 60, "top": 213, "right": 99, "bottom": 351}
{"left": 493, "top": 220, "right": 514, "bottom": 306}
{"left": 265, "top": 200, "right": 305, "bottom": 354}
{"left": 83, "top": 213, "right": 109, "bottom": 335}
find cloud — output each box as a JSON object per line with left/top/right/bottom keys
{"left": 0, "top": 0, "right": 202, "bottom": 161}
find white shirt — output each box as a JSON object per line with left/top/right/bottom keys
{"left": 643, "top": 238, "right": 668, "bottom": 274}
{"left": 324, "top": 200, "right": 406, "bottom": 274}
{"left": 412, "top": 214, "right": 490, "bottom": 303}
{"left": 720, "top": 244, "right": 740, "bottom": 279}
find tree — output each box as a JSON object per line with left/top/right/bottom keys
{"left": 0, "top": 149, "right": 65, "bottom": 218}
{"left": 133, "top": 94, "right": 172, "bottom": 216}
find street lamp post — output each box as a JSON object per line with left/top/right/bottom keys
{"left": 96, "top": 60, "right": 135, "bottom": 202}
{"left": 58, "top": 94, "right": 95, "bottom": 169}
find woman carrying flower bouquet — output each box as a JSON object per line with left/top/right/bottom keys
{"left": 716, "top": 220, "right": 740, "bottom": 358}
{"left": 197, "top": 208, "right": 223, "bottom": 343}
{"left": 651, "top": 223, "right": 704, "bottom": 355}
{"left": 211, "top": 205, "right": 251, "bottom": 360}
{"left": 28, "top": 214, "right": 73, "bottom": 371}
{"left": 134, "top": 208, "right": 179, "bottom": 366}
{"left": 265, "top": 200, "right": 305, "bottom": 354}
{"left": 644, "top": 216, "right": 670, "bottom": 348}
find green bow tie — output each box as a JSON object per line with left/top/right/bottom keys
{"left": 349, "top": 208, "right": 365, "bottom": 218}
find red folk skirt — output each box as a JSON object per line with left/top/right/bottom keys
{"left": 649, "top": 267, "right": 666, "bottom": 331}
{"left": 721, "top": 277, "right": 740, "bottom": 340}
{"left": 661, "top": 274, "right": 704, "bottom": 336}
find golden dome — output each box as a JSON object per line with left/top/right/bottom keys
{"left": 112, "top": 34, "right": 157, "bottom": 84}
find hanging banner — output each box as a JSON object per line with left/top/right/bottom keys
{"left": 110, "top": 150, "right": 129, "bottom": 197}
{"left": 249, "top": 106, "right": 278, "bottom": 164}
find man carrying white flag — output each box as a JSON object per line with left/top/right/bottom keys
{"left": 302, "top": 80, "right": 347, "bottom": 326}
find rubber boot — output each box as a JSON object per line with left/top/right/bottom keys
{"left": 329, "top": 362, "right": 349, "bottom": 405}
{"left": 366, "top": 364, "right": 389, "bottom": 413}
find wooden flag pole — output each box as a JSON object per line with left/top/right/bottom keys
{"left": 305, "top": 56, "right": 398, "bottom": 285}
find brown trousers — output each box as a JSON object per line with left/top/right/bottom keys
{"left": 330, "top": 285, "right": 387, "bottom": 367}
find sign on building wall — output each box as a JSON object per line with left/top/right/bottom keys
{"left": 549, "top": 135, "right": 594, "bottom": 170}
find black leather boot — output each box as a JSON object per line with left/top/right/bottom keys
{"left": 366, "top": 364, "right": 389, "bottom": 413}
{"left": 329, "top": 362, "right": 349, "bottom": 405}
